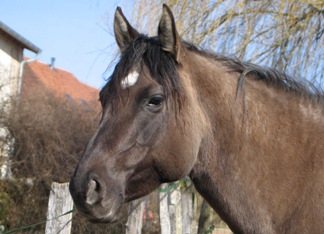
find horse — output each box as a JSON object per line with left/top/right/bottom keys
{"left": 69, "top": 4, "right": 324, "bottom": 233}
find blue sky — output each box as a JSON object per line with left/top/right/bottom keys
{"left": 0, "top": 0, "right": 131, "bottom": 89}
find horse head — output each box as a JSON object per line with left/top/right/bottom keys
{"left": 69, "top": 5, "right": 207, "bottom": 223}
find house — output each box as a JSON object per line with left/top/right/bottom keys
{"left": 0, "top": 21, "right": 99, "bottom": 179}
{"left": 22, "top": 58, "right": 99, "bottom": 108}
{"left": 0, "top": 20, "right": 99, "bottom": 114}
{"left": 0, "top": 21, "right": 41, "bottom": 179}
{"left": 0, "top": 21, "right": 41, "bottom": 102}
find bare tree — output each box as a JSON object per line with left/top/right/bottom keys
{"left": 127, "top": 0, "right": 323, "bottom": 84}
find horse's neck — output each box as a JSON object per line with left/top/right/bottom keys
{"left": 188, "top": 55, "right": 324, "bottom": 233}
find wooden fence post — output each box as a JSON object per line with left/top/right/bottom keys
{"left": 159, "top": 184, "right": 171, "bottom": 234}
{"left": 126, "top": 197, "right": 145, "bottom": 234}
{"left": 170, "top": 185, "right": 182, "bottom": 234}
{"left": 45, "top": 182, "right": 73, "bottom": 234}
{"left": 181, "top": 187, "right": 193, "bottom": 234}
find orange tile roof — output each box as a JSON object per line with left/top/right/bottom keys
{"left": 22, "top": 60, "right": 100, "bottom": 107}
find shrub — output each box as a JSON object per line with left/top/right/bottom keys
{"left": 0, "top": 88, "right": 125, "bottom": 233}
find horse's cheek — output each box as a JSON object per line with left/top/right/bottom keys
{"left": 153, "top": 126, "right": 199, "bottom": 180}
{"left": 136, "top": 120, "right": 160, "bottom": 145}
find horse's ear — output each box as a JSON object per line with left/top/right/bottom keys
{"left": 114, "top": 7, "right": 139, "bottom": 52}
{"left": 158, "top": 4, "right": 182, "bottom": 61}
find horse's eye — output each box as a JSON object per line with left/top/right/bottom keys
{"left": 146, "top": 95, "right": 164, "bottom": 112}
{"left": 148, "top": 96, "right": 164, "bottom": 106}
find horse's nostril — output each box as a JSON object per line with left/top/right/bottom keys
{"left": 86, "top": 179, "right": 102, "bottom": 205}
{"left": 90, "top": 179, "right": 100, "bottom": 191}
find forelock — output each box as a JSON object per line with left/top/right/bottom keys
{"left": 100, "top": 34, "right": 183, "bottom": 110}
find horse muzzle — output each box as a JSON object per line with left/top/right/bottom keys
{"left": 69, "top": 171, "right": 125, "bottom": 223}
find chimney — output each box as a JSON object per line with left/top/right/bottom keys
{"left": 49, "top": 57, "right": 55, "bottom": 70}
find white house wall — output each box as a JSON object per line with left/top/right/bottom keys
{"left": 0, "top": 34, "right": 23, "bottom": 179}
{"left": 0, "top": 35, "right": 23, "bottom": 104}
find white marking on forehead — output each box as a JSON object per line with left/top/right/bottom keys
{"left": 121, "top": 71, "right": 139, "bottom": 89}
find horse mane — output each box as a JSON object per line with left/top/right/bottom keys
{"left": 182, "top": 42, "right": 323, "bottom": 101}
{"left": 100, "top": 34, "right": 323, "bottom": 109}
